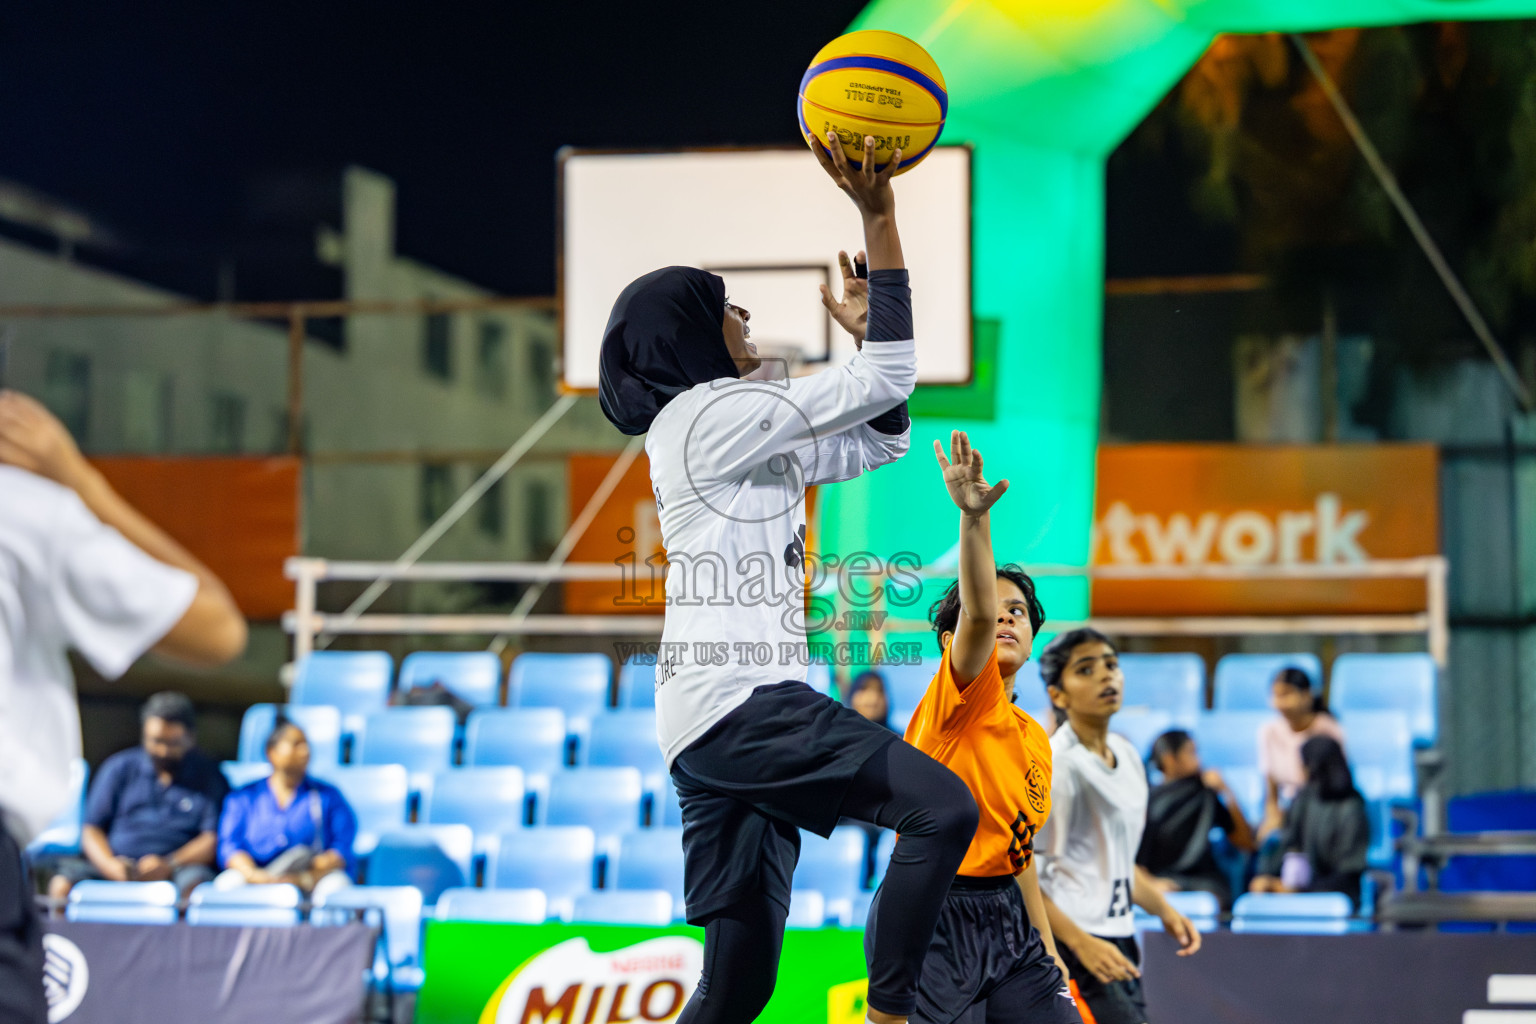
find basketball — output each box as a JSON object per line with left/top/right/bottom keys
{"left": 798, "top": 29, "right": 947, "bottom": 176}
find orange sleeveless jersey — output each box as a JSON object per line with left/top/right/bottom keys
{"left": 903, "top": 645, "right": 1053, "bottom": 877}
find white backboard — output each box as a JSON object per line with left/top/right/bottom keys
{"left": 560, "top": 147, "right": 972, "bottom": 389}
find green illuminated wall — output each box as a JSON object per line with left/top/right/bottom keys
{"left": 824, "top": 0, "right": 1536, "bottom": 628}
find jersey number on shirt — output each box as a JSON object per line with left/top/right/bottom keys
{"left": 1107, "top": 877, "right": 1134, "bottom": 919}
{"left": 1008, "top": 812, "right": 1037, "bottom": 873}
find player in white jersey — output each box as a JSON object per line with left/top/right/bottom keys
{"left": 597, "top": 135, "right": 977, "bottom": 1024}
{"left": 1034, "top": 628, "right": 1201, "bottom": 1024}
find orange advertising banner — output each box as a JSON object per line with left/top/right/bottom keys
{"left": 1090, "top": 444, "right": 1439, "bottom": 616}
{"left": 564, "top": 453, "right": 666, "bottom": 615}
{"left": 91, "top": 457, "right": 301, "bottom": 621}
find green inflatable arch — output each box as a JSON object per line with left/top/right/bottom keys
{"left": 819, "top": 0, "right": 1536, "bottom": 628}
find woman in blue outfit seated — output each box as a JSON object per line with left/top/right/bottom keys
{"left": 213, "top": 718, "right": 357, "bottom": 899}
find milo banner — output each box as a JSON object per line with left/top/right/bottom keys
{"left": 416, "top": 922, "right": 870, "bottom": 1023}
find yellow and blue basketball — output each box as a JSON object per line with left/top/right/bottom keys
{"left": 798, "top": 29, "right": 947, "bottom": 177}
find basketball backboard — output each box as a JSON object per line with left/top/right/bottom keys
{"left": 559, "top": 146, "right": 972, "bottom": 390}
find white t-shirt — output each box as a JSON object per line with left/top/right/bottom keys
{"left": 1036, "top": 721, "right": 1149, "bottom": 938}
{"left": 0, "top": 467, "right": 197, "bottom": 844}
{"left": 646, "top": 339, "right": 915, "bottom": 766}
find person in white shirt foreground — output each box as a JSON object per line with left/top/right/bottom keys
{"left": 1035, "top": 628, "right": 1201, "bottom": 1024}
{"left": 0, "top": 390, "right": 246, "bottom": 1024}
{"left": 597, "top": 135, "right": 977, "bottom": 1024}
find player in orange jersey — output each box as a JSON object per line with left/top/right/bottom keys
{"left": 892, "top": 430, "right": 1081, "bottom": 1024}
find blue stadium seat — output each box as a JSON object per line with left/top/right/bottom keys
{"left": 187, "top": 883, "right": 303, "bottom": 927}
{"left": 793, "top": 826, "right": 867, "bottom": 925}
{"left": 315, "top": 885, "right": 425, "bottom": 989}
{"left": 66, "top": 881, "right": 179, "bottom": 925}
{"left": 1213, "top": 653, "right": 1323, "bottom": 712}
{"left": 1113, "top": 710, "right": 1176, "bottom": 765}
{"left": 1219, "top": 766, "right": 1266, "bottom": 824}
{"left": 542, "top": 768, "right": 646, "bottom": 858}
{"left": 806, "top": 662, "right": 835, "bottom": 697}
{"left": 355, "top": 707, "right": 456, "bottom": 775}
{"left": 398, "top": 651, "right": 503, "bottom": 708}
{"left": 871, "top": 829, "right": 897, "bottom": 887}
{"left": 311, "top": 764, "right": 410, "bottom": 857}
{"left": 508, "top": 652, "right": 613, "bottom": 755}
{"left": 1440, "top": 791, "right": 1536, "bottom": 893}
{"left": 850, "top": 890, "right": 875, "bottom": 929}
{"left": 366, "top": 825, "right": 474, "bottom": 903}
{"left": 1365, "top": 798, "right": 1403, "bottom": 870}
{"left": 1136, "top": 889, "right": 1220, "bottom": 933}
{"left": 221, "top": 761, "right": 273, "bottom": 790}
{"left": 1231, "top": 891, "right": 1354, "bottom": 934}
{"left": 658, "top": 776, "right": 683, "bottom": 829}
{"left": 464, "top": 708, "right": 567, "bottom": 780}
{"left": 237, "top": 704, "right": 342, "bottom": 768}
{"left": 1117, "top": 653, "right": 1204, "bottom": 724}
{"left": 574, "top": 890, "right": 674, "bottom": 927}
{"left": 613, "top": 829, "right": 685, "bottom": 920}
{"left": 584, "top": 711, "right": 665, "bottom": 791}
{"left": 788, "top": 889, "right": 829, "bottom": 928}
{"left": 617, "top": 657, "right": 657, "bottom": 709}
{"left": 487, "top": 827, "right": 598, "bottom": 921}
{"left": 435, "top": 887, "right": 547, "bottom": 924}
{"left": 1331, "top": 653, "right": 1437, "bottom": 747}
{"left": 421, "top": 768, "right": 528, "bottom": 854}
{"left": 874, "top": 660, "right": 941, "bottom": 717}
{"left": 1339, "top": 710, "right": 1413, "bottom": 799}
{"left": 291, "top": 651, "right": 394, "bottom": 736}
{"left": 1193, "top": 711, "right": 1272, "bottom": 773}
{"left": 27, "top": 758, "right": 87, "bottom": 858}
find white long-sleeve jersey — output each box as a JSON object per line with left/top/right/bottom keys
{"left": 645, "top": 339, "right": 916, "bottom": 766}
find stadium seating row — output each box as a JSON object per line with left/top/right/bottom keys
{"left": 289, "top": 650, "right": 836, "bottom": 735}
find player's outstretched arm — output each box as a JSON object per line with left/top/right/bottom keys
{"left": 935, "top": 430, "right": 1009, "bottom": 687}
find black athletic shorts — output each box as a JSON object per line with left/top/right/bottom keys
{"left": 1, "top": 827, "right": 47, "bottom": 1024}
{"left": 670, "top": 681, "right": 899, "bottom": 925}
{"left": 1058, "top": 934, "right": 1147, "bottom": 1024}
{"left": 878, "top": 873, "right": 1080, "bottom": 1024}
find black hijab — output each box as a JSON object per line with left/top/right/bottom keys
{"left": 598, "top": 266, "right": 741, "bottom": 435}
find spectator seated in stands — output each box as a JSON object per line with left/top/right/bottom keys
{"left": 1259, "top": 667, "right": 1346, "bottom": 841}
{"left": 846, "top": 670, "right": 896, "bottom": 731}
{"left": 1251, "top": 736, "right": 1370, "bottom": 909}
{"left": 213, "top": 718, "right": 357, "bottom": 899}
{"left": 48, "top": 692, "right": 228, "bottom": 901}
{"left": 1138, "top": 729, "right": 1256, "bottom": 910}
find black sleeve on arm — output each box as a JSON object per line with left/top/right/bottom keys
{"left": 864, "top": 268, "right": 912, "bottom": 435}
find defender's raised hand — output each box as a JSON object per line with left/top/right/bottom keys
{"left": 934, "top": 430, "right": 1009, "bottom": 517}
{"left": 820, "top": 250, "right": 869, "bottom": 345}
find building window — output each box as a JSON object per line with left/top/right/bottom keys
{"left": 477, "top": 320, "right": 509, "bottom": 399}
{"left": 123, "top": 371, "right": 173, "bottom": 452}
{"left": 420, "top": 463, "right": 455, "bottom": 525}
{"left": 478, "top": 472, "right": 505, "bottom": 539}
{"left": 44, "top": 351, "right": 91, "bottom": 443}
{"left": 209, "top": 392, "right": 246, "bottom": 453}
{"left": 423, "top": 313, "right": 453, "bottom": 381}
{"left": 525, "top": 479, "right": 552, "bottom": 556}
{"left": 527, "top": 339, "right": 555, "bottom": 408}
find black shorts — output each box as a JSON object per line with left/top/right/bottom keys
{"left": 1059, "top": 934, "right": 1147, "bottom": 1024}
{"left": 670, "top": 681, "right": 899, "bottom": 925}
{"left": 1, "top": 827, "right": 46, "bottom": 1024}
{"left": 881, "top": 873, "right": 1080, "bottom": 1024}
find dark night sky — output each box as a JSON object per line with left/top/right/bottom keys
{"left": 0, "top": 2, "right": 1222, "bottom": 299}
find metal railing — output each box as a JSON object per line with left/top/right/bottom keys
{"left": 285, "top": 555, "right": 1449, "bottom": 666}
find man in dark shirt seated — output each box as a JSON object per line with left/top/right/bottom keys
{"left": 1137, "top": 729, "right": 1255, "bottom": 910}
{"left": 48, "top": 692, "right": 228, "bottom": 902}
